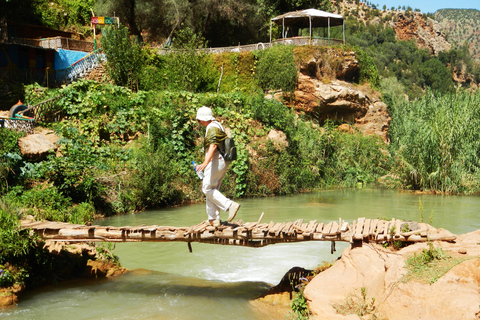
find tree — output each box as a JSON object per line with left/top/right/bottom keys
{"left": 101, "top": 26, "right": 145, "bottom": 89}
{"left": 186, "top": 0, "right": 262, "bottom": 46}
{"left": 95, "top": 0, "right": 144, "bottom": 42}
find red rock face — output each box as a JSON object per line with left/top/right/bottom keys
{"left": 277, "top": 48, "right": 392, "bottom": 141}
{"left": 394, "top": 13, "right": 451, "bottom": 55}
{"left": 284, "top": 72, "right": 390, "bottom": 142}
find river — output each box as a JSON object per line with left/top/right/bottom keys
{"left": 1, "top": 188, "right": 479, "bottom": 319}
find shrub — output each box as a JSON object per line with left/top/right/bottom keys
{"left": 256, "top": 45, "right": 297, "bottom": 93}
{"left": 0, "top": 129, "right": 24, "bottom": 195}
{"left": 146, "top": 27, "right": 218, "bottom": 92}
{"left": 356, "top": 47, "right": 380, "bottom": 88}
{"left": 0, "top": 208, "right": 39, "bottom": 265}
{"left": 128, "top": 142, "right": 184, "bottom": 211}
{"left": 101, "top": 26, "right": 145, "bottom": 89}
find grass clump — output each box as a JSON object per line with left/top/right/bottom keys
{"left": 333, "top": 287, "right": 385, "bottom": 319}
{"left": 402, "top": 242, "right": 468, "bottom": 284}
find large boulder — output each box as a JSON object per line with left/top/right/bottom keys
{"left": 18, "top": 128, "right": 59, "bottom": 160}
{"left": 304, "top": 230, "right": 480, "bottom": 319}
{"left": 293, "top": 74, "right": 390, "bottom": 141}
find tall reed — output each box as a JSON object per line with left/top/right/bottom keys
{"left": 388, "top": 90, "right": 480, "bottom": 193}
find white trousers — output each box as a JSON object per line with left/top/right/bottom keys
{"left": 202, "top": 152, "right": 232, "bottom": 220}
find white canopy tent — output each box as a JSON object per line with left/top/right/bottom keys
{"left": 270, "top": 9, "right": 345, "bottom": 45}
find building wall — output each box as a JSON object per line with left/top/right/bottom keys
{"left": 0, "top": 44, "right": 55, "bottom": 70}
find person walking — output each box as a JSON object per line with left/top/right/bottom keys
{"left": 194, "top": 106, "right": 240, "bottom": 227}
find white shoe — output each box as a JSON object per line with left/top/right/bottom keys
{"left": 213, "top": 219, "right": 220, "bottom": 227}
{"left": 228, "top": 202, "right": 240, "bottom": 222}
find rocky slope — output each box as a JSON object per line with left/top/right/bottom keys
{"left": 273, "top": 47, "right": 391, "bottom": 141}
{"left": 390, "top": 12, "right": 451, "bottom": 55}
{"left": 333, "top": 0, "right": 451, "bottom": 56}
{"left": 435, "top": 9, "right": 480, "bottom": 61}
{"left": 304, "top": 230, "right": 480, "bottom": 319}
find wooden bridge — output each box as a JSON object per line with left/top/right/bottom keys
{"left": 21, "top": 215, "right": 457, "bottom": 249}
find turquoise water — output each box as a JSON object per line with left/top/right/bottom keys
{"left": 2, "top": 189, "right": 479, "bottom": 319}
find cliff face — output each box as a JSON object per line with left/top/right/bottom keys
{"left": 392, "top": 13, "right": 451, "bottom": 55}
{"left": 279, "top": 48, "right": 391, "bottom": 142}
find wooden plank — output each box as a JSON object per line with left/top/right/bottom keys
{"left": 383, "top": 219, "right": 393, "bottom": 236}
{"left": 267, "top": 221, "right": 275, "bottom": 230}
{"left": 257, "top": 212, "right": 265, "bottom": 224}
{"left": 300, "top": 223, "right": 308, "bottom": 232}
{"left": 294, "top": 219, "right": 303, "bottom": 227}
{"left": 21, "top": 221, "right": 46, "bottom": 228}
{"left": 315, "top": 222, "right": 324, "bottom": 233}
{"left": 374, "top": 221, "right": 383, "bottom": 239}
{"left": 258, "top": 223, "right": 270, "bottom": 231}
{"left": 323, "top": 222, "right": 333, "bottom": 235}
{"left": 401, "top": 228, "right": 428, "bottom": 237}
{"left": 269, "top": 222, "right": 283, "bottom": 234}
{"left": 369, "top": 219, "right": 379, "bottom": 236}
{"left": 362, "top": 219, "right": 371, "bottom": 238}
{"left": 307, "top": 220, "right": 317, "bottom": 233}
{"left": 353, "top": 217, "right": 365, "bottom": 240}
{"left": 282, "top": 221, "right": 293, "bottom": 233}
{"left": 395, "top": 219, "right": 402, "bottom": 238}
{"left": 20, "top": 218, "right": 452, "bottom": 247}
{"left": 286, "top": 222, "right": 297, "bottom": 235}
{"left": 273, "top": 222, "right": 286, "bottom": 235}
{"left": 292, "top": 224, "right": 305, "bottom": 232}
{"left": 329, "top": 221, "right": 339, "bottom": 235}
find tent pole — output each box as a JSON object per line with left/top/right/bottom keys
{"left": 270, "top": 20, "right": 272, "bottom": 43}
{"left": 328, "top": 17, "right": 330, "bottom": 46}
{"left": 282, "top": 18, "right": 285, "bottom": 43}
{"left": 309, "top": 16, "right": 312, "bottom": 45}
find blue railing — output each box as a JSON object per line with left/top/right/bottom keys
{"left": 52, "top": 49, "right": 105, "bottom": 85}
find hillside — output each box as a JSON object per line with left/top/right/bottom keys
{"left": 435, "top": 9, "right": 480, "bottom": 61}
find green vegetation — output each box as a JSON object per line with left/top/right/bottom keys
{"left": 101, "top": 26, "right": 145, "bottom": 90}
{"left": 2, "top": 78, "right": 391, "bottom": 219}
{"left": 290, "top": 291, "right": 310, "bottom": 320}
{"left": 435, "top": 9, "right": 480, "bottom": 61}
{"left": 402, "top": 242, "right": 468, "bottom": 284}
{"left": 256, "top": 45, "right": 297, "bottom": 93}
{"left": 340, "top": 17, "right": 462, "bottom": 98}
{"left": 388, "top": 90, "right": 480, "bottom": 194}
{"left": 0, "top": 208, "right": 75, "bottom": 289}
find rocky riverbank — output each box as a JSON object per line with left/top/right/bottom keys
{"left": 253, "top": 229, "right": 480, "bottom": 319}
{"left": 0, "top": 241, "right": 127, "bottom": 308}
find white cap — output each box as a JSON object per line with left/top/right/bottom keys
{"left": 196, "top": 106, "right": 215, "bottom": 121}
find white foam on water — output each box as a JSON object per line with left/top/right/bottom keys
{"left": 191, "top": 241, "right": 347, "bottom": 284}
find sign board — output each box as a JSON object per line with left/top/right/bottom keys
{"left": 91, "top": 17, "right": 118, "bottom": 25}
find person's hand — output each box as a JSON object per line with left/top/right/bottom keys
{"left": 196, "top": 162, "right": 207, "bottom": 172}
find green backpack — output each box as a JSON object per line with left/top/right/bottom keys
{"left": 222, "top": 137, "right": 237, "bottom": 161}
